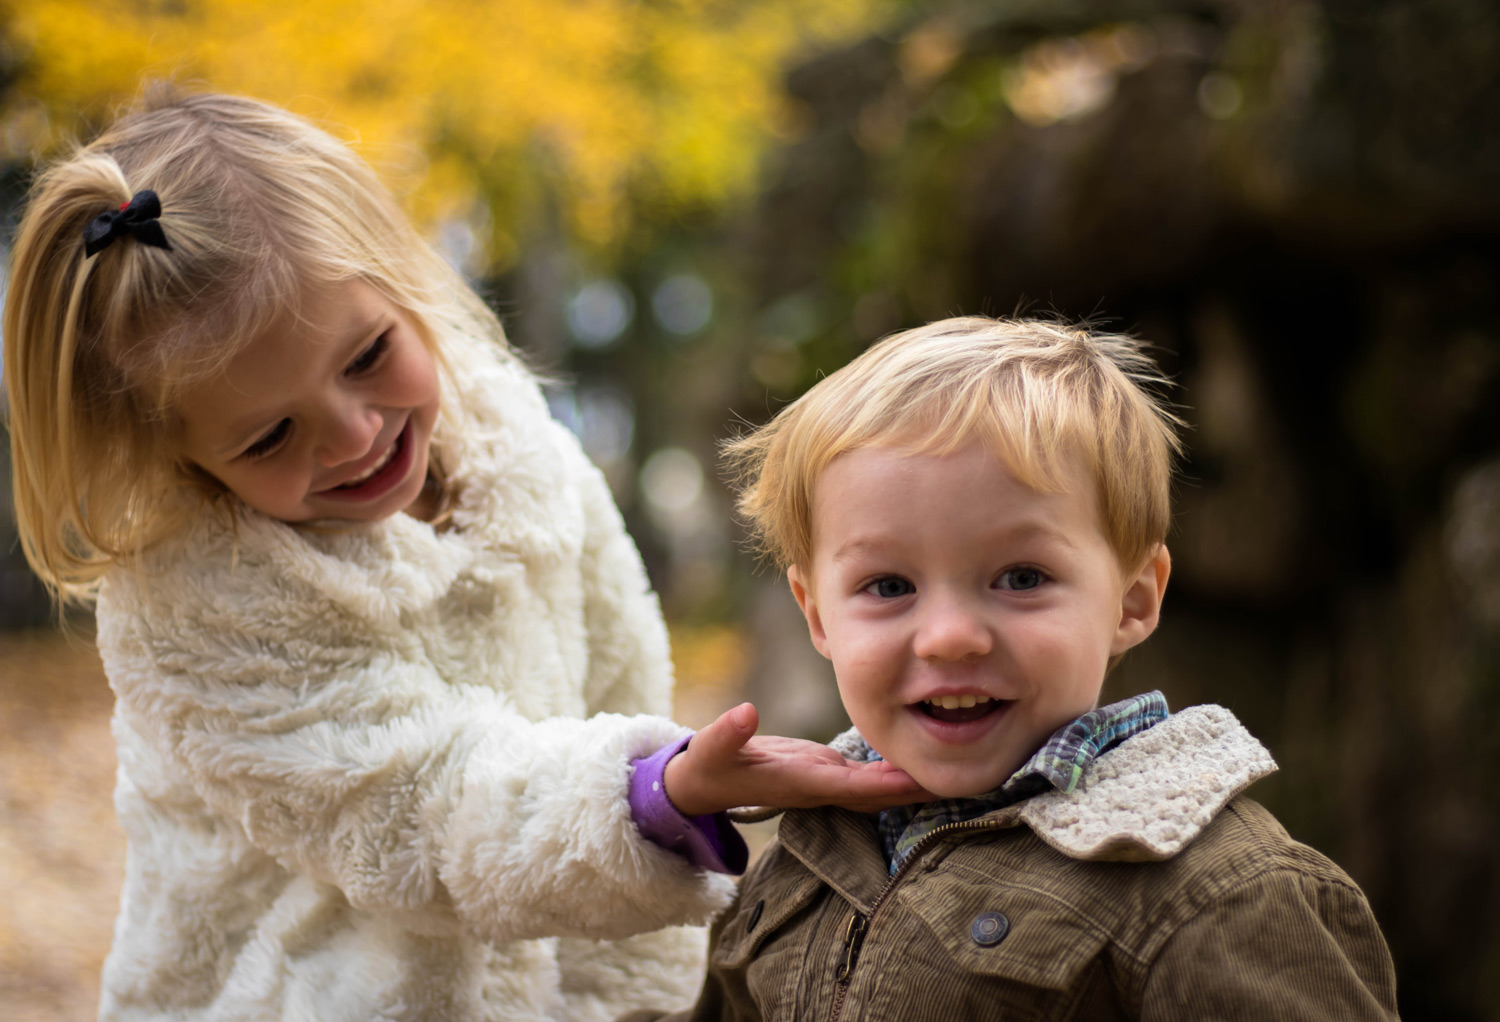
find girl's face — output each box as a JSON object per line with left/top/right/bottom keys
{"left": 176, "top": 279, "right": 442, "bottom": 524}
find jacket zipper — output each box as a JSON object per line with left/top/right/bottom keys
{"left": 826, "top": 817, "right": 1002, "bottom": 1021}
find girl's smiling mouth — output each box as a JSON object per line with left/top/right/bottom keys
{"left": 337, "top": 436, "right": 400, "bottom": 488}
{"left": 317, "top": 419, "right": 415, "bottom": 502}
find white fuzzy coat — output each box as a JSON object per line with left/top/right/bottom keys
{"left": 94, "top": 331, "right": 736, "bottom": 1021}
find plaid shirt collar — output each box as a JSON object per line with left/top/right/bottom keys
{"left": 873, "top": 691, "right": 1171, "bottom": 873}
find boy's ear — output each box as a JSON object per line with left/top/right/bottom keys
{"left": 1111, "top": 544, "right": 1172, "bottom": 657}
{"left": 786, "top": 565, "right": 832, "bottom": 660}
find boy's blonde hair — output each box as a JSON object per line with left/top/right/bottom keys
{"left": 3, "top": 87, "right": 507, "bottom": 603}
{"left": 725, "top": 317, "right": 1184, "bottom": 573}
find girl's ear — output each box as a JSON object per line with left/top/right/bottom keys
{"left": 786, "top": 565, "right": 832, "bottom": 660}
{"left": 1111, "top": 544, "right": 1172, "bottom": 657}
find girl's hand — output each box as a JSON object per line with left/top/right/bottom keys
{"left": 661, "top": 702, "right": 932, "bottom": 817}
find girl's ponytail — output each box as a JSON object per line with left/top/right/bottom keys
{"left": 5, "top": 151, "right": 181, "bottom": 602}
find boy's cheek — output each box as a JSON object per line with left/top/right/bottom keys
{"left": 835, "top": 648, "right": 901, "bottom": 692}
{"left": 1012, "top": 620, "right": 1112, "bottom": 671}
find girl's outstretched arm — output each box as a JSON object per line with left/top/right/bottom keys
{"left": 100, "top": 560, "right": 733, "bottom": 948}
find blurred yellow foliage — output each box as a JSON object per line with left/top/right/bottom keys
{"left": 670, "top": 621, "right": 749, "bottom": 699}
{"left": 668, "top": 620, "right": 750, "bottom": 729}
{"left": 1, "top": 0, "right": 888, "bottom": 265}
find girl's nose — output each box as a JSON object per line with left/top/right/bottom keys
{"left": 913, "top": 593, "right": 994, "bottom": 662}
{"left": 315, "top": 400, "right": 383, "bottom": 467}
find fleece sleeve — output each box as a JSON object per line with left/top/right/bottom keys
{"left": 97, "top": 576, "right": 735, "bottom": 949}
{"left": 1140, "top": 868, "right": 1400, "bottom": 1021}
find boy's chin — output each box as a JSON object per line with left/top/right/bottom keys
{"left": 905, "top": 764, "right": 1017, "bottom": 800}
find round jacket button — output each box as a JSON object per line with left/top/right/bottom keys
{"left": 747, "top": 899, "right": 765, "bottom": 932}
{"left": 971, "top": 910, "right": 1010, "bottom": 947}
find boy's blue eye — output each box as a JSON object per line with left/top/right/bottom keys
{"left": 997, "top": 568, "right": 1045, "bottom": 591}
{"left": 242, "top": 418, "right": 291, "bottom": 459}
{"left": 870, "top": 577, "right": 915, "bottom": 598}
{"left": 346, "top": 333, "right": 390, "bottom": 375}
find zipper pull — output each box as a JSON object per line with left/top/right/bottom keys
{"left": 834, "top": 912, "right": 867, "bottom": 983}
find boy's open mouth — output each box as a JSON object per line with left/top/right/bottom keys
{"left": 918, "top": 695, "right": 1006, "bottom": 725}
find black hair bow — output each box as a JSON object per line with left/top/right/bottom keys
{"left": 83, "top": 190, "right": 172, "bottom": 258}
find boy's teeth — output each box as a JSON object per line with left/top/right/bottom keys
{"left": 926, "top": 695, "right": 991, "bottom": 710}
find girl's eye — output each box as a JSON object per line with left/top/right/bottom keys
{"left": 346, "top": 333, "right": 390, "bottom": 376}
{"left": 996, "top": 567, "right": 1046, "bottom": 591}
{"left": 866, "top": 576, "right": 915, "bottom": 598}
{"left": 242, "top": 418, "right": 291, "bottom": 459}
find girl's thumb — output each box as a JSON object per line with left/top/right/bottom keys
{"left": 728, "top": 702, "right": 759, "bottom": 736}
{"left": 697, "top": 702, "right": 758, "bottom": 762}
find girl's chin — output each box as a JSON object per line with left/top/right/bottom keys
{"left": 282, "top": 476, "right": 427, "bottom": 524}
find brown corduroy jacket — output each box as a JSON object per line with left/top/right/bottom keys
{"left": 624, "top": 705, "right": 1400, "bottom": 1022}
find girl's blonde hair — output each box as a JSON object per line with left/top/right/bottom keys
{"left": 724, "top": 317, "right": 1185, "bottom": 574}
{"left": 3, "top": 86, "right": 507, "bottom": 604}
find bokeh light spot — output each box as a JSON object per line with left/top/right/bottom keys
{"left": 652, "top": 274, "right": 714, "bottom": 337}
{"left": 567, "top": 279, "right": 635, "bottom": 349}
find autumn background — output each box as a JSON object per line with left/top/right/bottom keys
{"left": 1, "top": 1, "right": 1498, "bottom": 1019}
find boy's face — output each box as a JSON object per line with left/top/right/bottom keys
{"left": 788, "top": 442, "right": 1169, "bottom": 799}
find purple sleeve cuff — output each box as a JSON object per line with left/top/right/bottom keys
{"left": 629, "top": 734, "right": 748, "bottom": 875}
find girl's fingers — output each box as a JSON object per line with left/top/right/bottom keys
{"left": 847, "top": 767, "right": 931, "bottom": 807}
{"left": 773, "top": 758, "right": 930, "bottom": 810}
{"left": 671, "top": 712, "right": 931, "bottom": 814}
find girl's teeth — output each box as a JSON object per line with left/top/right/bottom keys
{"left": 344, "top": 441, "right": 396, "bottom": 486}
{"left": 926, "top": 695, "right": 992, "bottom": 710}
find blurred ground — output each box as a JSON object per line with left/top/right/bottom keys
{"left": 0, "top": 623, "right": 772, "bottom": 1022}
{"left": 0, "top": 630, "right": 121, "bottom": 1022}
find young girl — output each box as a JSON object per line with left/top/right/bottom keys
{"left": 3, "top": 89, "right": 920, "bottom": 1021}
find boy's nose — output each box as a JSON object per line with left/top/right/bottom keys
{"left": 913, "top": 594, "right": 994, "bottom": 662}
{"left": 315, "top": 402, "right": 384, "bottom": 468}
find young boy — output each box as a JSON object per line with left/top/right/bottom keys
{"left": 632, "top": 317, "right": 1399, "bottom": 1020}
